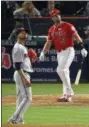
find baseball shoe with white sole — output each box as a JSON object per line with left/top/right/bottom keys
{"left": 7, "top": 119, "right": 17, "bottom": 124}
{"left": 18, "top": 119, "right": 24, "bottom": 124}
{"left": 7, "top": 119, "right": 24, "bottom": 124}
{"left": 57, "top": 97, "right": 69, "bottom": 102}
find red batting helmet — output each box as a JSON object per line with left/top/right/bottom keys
{"left": 50, "top": 9, "right": 61, "bottom": 17}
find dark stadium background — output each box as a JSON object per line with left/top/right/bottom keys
{"left": 1, "top": 1, "right": 89, "bottom": 83}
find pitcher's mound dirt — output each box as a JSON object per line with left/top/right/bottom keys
{"left": 2, "top": 95, "right": 89, "bottom": 127}
{"left": 2, "top": 94, "right": 89, "bottom": 106}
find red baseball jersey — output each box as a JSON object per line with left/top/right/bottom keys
{"left": 47, "top": 21, "right": 77, "bottom": 51}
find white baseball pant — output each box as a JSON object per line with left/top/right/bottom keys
{"left": 56, "top": 47, "right": 75, "bottom": 98}
{"left": 10, "top": 71, "right": 32, "bottom": 122}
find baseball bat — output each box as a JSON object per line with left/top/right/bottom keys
{"left": 74, "top": 69, "right": 82, "bottom": 85}
{"left": 74, "top": 56, "right": 84, "bottom": 85}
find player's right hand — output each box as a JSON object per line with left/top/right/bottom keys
{"left": 39, "top": 52, "right": 45, "bottom": 61}
{"left": 24, "top": 79, "right": 31, "bottom": 87}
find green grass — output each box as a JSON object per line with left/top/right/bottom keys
{"left": 2, "top": 83, "right": 89, "bottom": 96}
{"left": 2, "top": 83, "right": 89, "bottom": 125}
{"left": 2, "top": 105, "right": 89, "bottom": 125}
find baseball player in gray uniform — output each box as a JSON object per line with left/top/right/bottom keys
{"left": 8, "top": 28, "right": 33, "bottom": 124}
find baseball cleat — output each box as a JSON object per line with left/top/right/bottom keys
{"left": 18, "top": 119, "right": 24, "bottom": 124}
{"left": 57, "top": 97, "right": 69, "bottom": 102}
{"left": 7, "top": 119, "right": 17, "bottom": 124}
{"left": 7, "top": 119, "right": 24, "bottom": 124}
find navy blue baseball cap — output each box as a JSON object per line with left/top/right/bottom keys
{"left": 16, "top": 27, "right": 28, "bottom": 35}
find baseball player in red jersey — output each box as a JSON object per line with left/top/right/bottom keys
{"left": 39, "top": 9, "right": 88, "bottom": 102}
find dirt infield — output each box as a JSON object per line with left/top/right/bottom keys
{"left": 2, "top": 95, "right": 89, "bottom": 127}
{"left": 2, "top": 94, "right": 89, "bottom": 106}
{"left": 2, "top": 124, "right": 89, "bottom": 127}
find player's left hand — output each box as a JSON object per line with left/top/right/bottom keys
{"left": 28, "top": 48, "right": 37, "bottom": 63}
{"left": 81, "top": 48, "right": 88, "bottom": 57}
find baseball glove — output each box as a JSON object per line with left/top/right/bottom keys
{"left": 28, "top": 48, "right": 37, "bottom": 63}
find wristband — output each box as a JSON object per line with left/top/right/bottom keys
{"left": 77, "top": 43, "right": 84, "bottom": 49}
{"left": 14, "top": 62, "right": 22, "bottom": 70}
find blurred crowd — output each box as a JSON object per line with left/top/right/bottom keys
{"left": 1, "top": 1, "right": 89, "bottom": 40}
{"left": 1, "top": 1, "right": 89, "bottom": 19}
